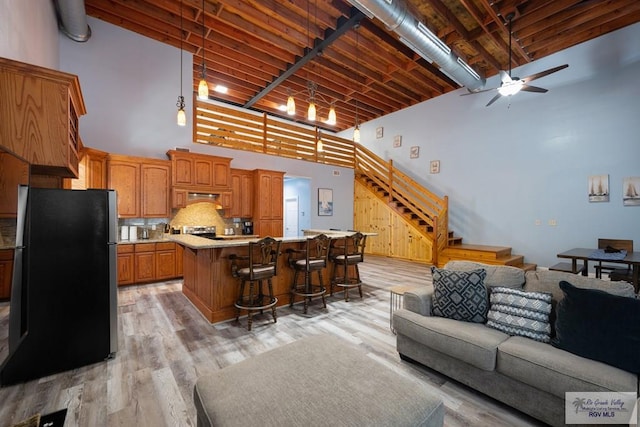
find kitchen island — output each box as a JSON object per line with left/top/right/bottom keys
{"left": 167, "top": 234, "right": 313, "bottom": 323}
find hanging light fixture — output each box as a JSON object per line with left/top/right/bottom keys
{"left": 176, "top": 0, "right": 186, "bottom": 126}
{"left": 353, "top": 23, "right": 361, "bottom": 143}
{"left": 286, "top": 89, "right": 296, "bottom": 115}
{"left": 197, "top": 0, "right": 209, "bottom": 100}
{"left": 283, "top": 0, "right": 337, "bottom": 125}
{"left": 317, "top": 130, "right": 324, "bottom": 152}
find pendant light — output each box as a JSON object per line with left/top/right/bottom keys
{"left": 353, "top": 24, "right": 361, "bottom": 143}
{"left": 317, "top": 130, "right": 324, "bottom": 153}
{"left": 286, "top": 89, "right": 296, "bottom": 115}
{"left": 197, "top": 0, "right": 209, "bottom": 100}
{"left": 176, "top": 0, "right": 186, "bottom": 126}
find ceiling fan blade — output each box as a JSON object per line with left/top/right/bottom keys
{"left": 521, "top": 84, "right": 548, "bottom": 93}
{"left": 485, "top": 93, "right": 503, "bottom": 107}
{"left": 522, "top": 64, "right": 569, "bottom": 83}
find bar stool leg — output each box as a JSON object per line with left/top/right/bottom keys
{"left": 290, "top": 270, "right": 299, "bottom": 307}
{"left": 318, "top": 270, "right": 327, "bottom": 309}
{"left": 236, "top": 279, "right": 246, "bottom": 322}
{"left": 268, "top": 278, "right": 277, "bottom": 322}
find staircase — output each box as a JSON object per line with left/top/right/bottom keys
{"left": 354, "top": 145, "right": 535, "bottom": 270}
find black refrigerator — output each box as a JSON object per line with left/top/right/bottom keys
{"left": 1, "top": 186, "right": 118, "bottom": 386}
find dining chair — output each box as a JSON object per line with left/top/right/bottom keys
{"left": 594, "top": 238, "right": 633, "bottom": 281}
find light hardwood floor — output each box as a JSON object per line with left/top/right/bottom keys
{"left": 0, "top": 255, "right": 545, "bottom": 426}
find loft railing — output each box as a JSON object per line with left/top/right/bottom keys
{"left": 195, "top": 99, "right": 448, "bottom": 263}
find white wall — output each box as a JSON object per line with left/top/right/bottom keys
{"left": 58, "top": 17, "right": 354, "bottom": 229}
{"left": 340, "top": 22, "right": 640, "bottom": 269}
{"left": 0, "top": 0, "right": 59, "bottom": 68}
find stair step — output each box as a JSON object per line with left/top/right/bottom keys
{"left": 442, "top": 244, "right": 513, "bottom": 260}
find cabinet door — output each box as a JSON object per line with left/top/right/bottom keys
{"left": 271, "top": 173, "right": 283, "bottom": 219}
{"left": 172, "top": 188, "right": 187, "bottom": 209}
{"left": 228, "top": 173, "right": 242, "bottom": 218}
{"left": 239, "top": 172, "right": 253, "bottom": 218}
{"left": 0, "top": 250, "right": 14, "bottom": 300}
{"left": 174, "top": 157, "right": 193, "bottom": 186}
{"left": 212, "top": 160, "right": 230, "bottom": 187}
{"left": 141, "top": 163, "right": 170, "bottom": 217}
{"left": 156, "top": 250, "right": 176, "bottom": 280}
{"left": 108, "top": 161, "right": 140, "bottom": 218}
{"left": 87, "top": 155, "right": 107, "bottom": 189}
{"left": 0, "top": 151, "right": 30, "bottom": 218}
{"left": 135, "top": 251, "right": 156, "bottom": 283}
{"left": 256, "top": 173, "right": 273, "bottom": 220}
{"left": 117, "top": 253, "right": 135, "bottom": 286}
{"left": 194, "top": 158, "right": 213, "bottom": 187}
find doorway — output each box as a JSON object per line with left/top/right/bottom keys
{"left": 283, "top": 176, "right": 311, "bottom": 236}
{"left": 284, "top": 197, "right": 298, "bottom": 238}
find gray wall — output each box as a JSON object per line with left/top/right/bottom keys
{"left": 340, "top": 22, "right": 640, "bottom": 269}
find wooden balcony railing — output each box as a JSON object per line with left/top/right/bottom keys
{"left": 195, "top": 100, "right": 448, "bottom": 263}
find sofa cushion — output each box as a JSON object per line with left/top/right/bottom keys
{"left": 486, "top": 287, "right": 552, "bottom": 343}
{"left": 552, "top": 280, "right": 640, "bottom": 374}
{"left": 497, "top": 336, "right": 638, "bottom": 399}
{"left": 523, "top": 270, "right": 636, "bottom": 302}
{"left": 431, "top": 267, "right": 488, "bottom": 323}
{"left": 393, "top": 308, "right": 510, "bottom": 371}
{"left": 444, "top": 261, "right": 525, "bottom": 289}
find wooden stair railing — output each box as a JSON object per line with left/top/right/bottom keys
{"left": 354, "top": 144, "right": 449, "bottom": 265}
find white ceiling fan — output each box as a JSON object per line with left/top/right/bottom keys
{"left": 463, "top": 13, "right": 568, "bottom": 107}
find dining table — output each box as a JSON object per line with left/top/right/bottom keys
{"left": 556, "top": 247, "right": 640, "bottom": 293}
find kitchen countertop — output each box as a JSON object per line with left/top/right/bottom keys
{"left": 165, "top": 234, "right": 310, "bottom": 250}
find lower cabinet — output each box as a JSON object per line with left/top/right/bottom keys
{"left": 117, "top": 241, "right": 182, "bottom": 286}
{"left": 0, "top": 249, "right": 14, "bottom": 300}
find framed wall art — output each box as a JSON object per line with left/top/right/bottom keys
{"left": 623, "top": 176, "right": 640, "bottom": 206}
{"left": 393, "top": 135, "right": 402, "bottom": 147}
{"left": 376, "top": 127, "right": 384, "bottom": 139}
{"left": 318, "top": 188, "right": 333, "bottom": 216}
{"left": 410, "top": 146, "right": 420, "bottom": 159}
{"left": 588, "top": 174, "right": 609, "bottom": 202}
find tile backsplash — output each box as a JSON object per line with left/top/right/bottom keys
{"left": 169, "top": 202, "right": 241, "bottom": 234}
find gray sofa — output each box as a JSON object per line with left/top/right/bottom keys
{"left": 393, "top": 261, "right": 639, "bottom": 427}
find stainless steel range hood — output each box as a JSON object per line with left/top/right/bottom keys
{"left": 346, "top": 0, "right": 485, "bottom": 91}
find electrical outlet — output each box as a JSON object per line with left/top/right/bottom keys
{"left": 534, "top": 219, "right": 541, "bottom": 226}
{"left": 548, "top": 219, "right": 557, "bottom": 226}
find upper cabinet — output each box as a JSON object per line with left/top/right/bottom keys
{"left": 253, "top": 169, "right": 284, "bottom": 237}
{"left": 167, "top": 150, "right": 231, "bottom": 191}
{"left": 0, "top": 57, "right": 86, "bottom": 178}
{"left": 108, "top": 154, "right": 171, "bottom": 218}
{"left": 70, "top": 146, "right": 108, "bottom": 190}
{"left": 166, "top": 150, "right": 232, "bottom": 209}
{"left": 227, "top": 168, "right": 254, "bottom": 218}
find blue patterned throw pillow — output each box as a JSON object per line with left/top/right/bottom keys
{"left": 431, "top": 267, "right": 488, "bottom": 323}
{"left": 486, "top": 287, "right": 552, "bottom": 343}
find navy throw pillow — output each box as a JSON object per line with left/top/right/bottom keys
{"left": 552, "top": 280, "right": 640, "bottom": 374}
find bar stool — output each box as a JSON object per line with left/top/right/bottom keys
{"left": 229, "top": 237, "right": 282, "bottom": 331}
{"left": 330, "top": 232, "right": 367, "bottom": 302}
{"left": 286, "top": 234, "right": 330, "bottom": 314}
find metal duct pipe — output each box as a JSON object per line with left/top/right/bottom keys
{"left": 54, "top": 0, "right": 91, "bottom": 42}
{"left": 346, "top": 0, "right": 485, "bottom": 91}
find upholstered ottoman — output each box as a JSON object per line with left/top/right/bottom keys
{"left": 194, "top": 334, "right": 444, "bottom": 427}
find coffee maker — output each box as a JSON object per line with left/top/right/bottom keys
{"left": 242, "top": 221, "right": 254, "bottom": 235}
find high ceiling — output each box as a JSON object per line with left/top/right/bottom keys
{"left": 84, "top": 0, "right": 640, "bottom": 131}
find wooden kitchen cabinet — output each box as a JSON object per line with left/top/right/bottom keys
{"left": 226, "top": 168, "right": 253, "bottom": 218}
{"left": 253, "top": 169, "right": 284, "bottom": 237}
{"left": 134, "top": 242, "right": 156, "bottom": 283}
{"left": 166, "top": 150, "right": 232, "bottom": 198}
{"left": 0, "top": 249, "right": 14, "bottom": 300}
{"left": 70, "top": 147, "right": 108, "bottom": 190}
{"left": 176, "top": 244, "right": 184, "bottom": 276}
{"left": 108, "top": 154, "right": 170, "bottom": 218}
{"left": 0, "top": 150, "right": 29, "bottom": 218}
{"left": 0, "top": 57, "right": 85, "bottom": 178}
{"left": 155, "top": 242, "right": 176, "bottom": 280}
{"left": 117, "top": 244, "right": 135, "bottom": 286}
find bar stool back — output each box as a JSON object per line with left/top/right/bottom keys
{"left": 229, "top": 237, "right": 281, "bottom": 331}
{"left": 286, "top": 234, "right": 330, "bottom": 313}
{"left": 330, "top": 232, "right": 367, "bottom": 302}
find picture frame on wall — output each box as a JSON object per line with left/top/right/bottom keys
{"left": 623, "top": 177, "right": 640, "bottom": 206}
{"left": 588, "top": 174, "right": 609, "bottom": 202}
{"left": 393, "top": 135, "right": 402, "bottom": 147}
{"left": 376, "top": 127, "right": 384, "bottom": 139}
{"left": 318, "top": 188, "right": 333, "bottom": 216}
{"left": 410, "top": 146, "right": 420, "bottom": 159}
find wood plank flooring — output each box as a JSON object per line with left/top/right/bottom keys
{"left": 0, "top": 255, "right": 545, "bottom": 427}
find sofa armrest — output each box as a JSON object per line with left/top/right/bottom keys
{"left": 403, "top": 286, "right": 434, "bottom": 316}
